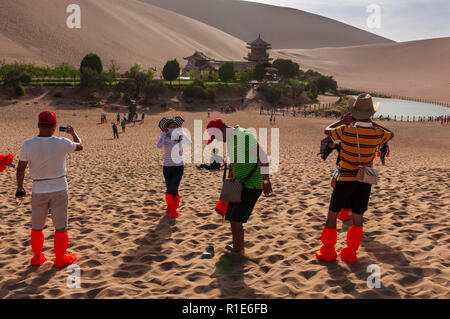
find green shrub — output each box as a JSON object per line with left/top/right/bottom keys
{"left": 80, "top": 67, "right": 106, "bottom": 89}
{"left": 144, "top": 80, "right": 167, "bottom": 102}
{"left": 15, "top": 83, "right": 26, "bottom": 96}
{"left": 3, "top": 68, "right": 31, "bottom": 88}
{"left": 54, "top": 90, "right": 63, "bottom": 98}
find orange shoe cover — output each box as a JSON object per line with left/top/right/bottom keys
{"left": 31, "top": 230, "right": 46, "bottom": 266}
{"left": 165, "top": 193, "right": 179, "bottom": 218}
{"left": 337, "top": 209, "right": 351, "bottom": 222}
{"left": 214, "top": 200, "right": 229, "bottom": 218}
{"left": 340, "top": 226, "right": 363, "bottom": 263}
{"left": 315, "top": 228, "right": 337, "bottom": 262}
{"left": 53, "top": 231, "right": 77, "bottom": 268}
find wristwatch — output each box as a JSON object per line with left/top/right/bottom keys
{"left": 263, "top": 180, "right": 270, "bottom": 185}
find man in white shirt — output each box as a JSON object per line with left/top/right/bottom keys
{"left": 16, "top": 111, "right": 83, "bottom": 268}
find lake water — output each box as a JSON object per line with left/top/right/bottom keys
{"left": 370, "top": 97, "right": 450, "bottom": 119}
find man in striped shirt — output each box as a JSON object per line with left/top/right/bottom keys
{"left": 316, "top": 94, "right": 394, "bottom": 263}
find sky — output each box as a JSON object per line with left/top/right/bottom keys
{"left": 243, "top": 0, "right": 450, "bottom": 42}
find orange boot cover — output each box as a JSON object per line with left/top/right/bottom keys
{"left": 337, "top": 209, "right": 351, "bottom": 222}
{"left": 340, "top": 226, "right": 363, "bottom": 263}
{"left": 215, "top": 200, "right": 229, "bottom": 224}
{"left": 165, "top": 193, "right": 179, "bottom": 218}
{"left": 315, "top": 228, "right": 337, "bottom": 262}
{"left": 31, "top": 230, "right": 46, "bottom": 266}
{"left": 174, "top": 194, "right": 180, "bottom": 216}
{"left": 53, "top": 231, "right": 77, "bottom": 268}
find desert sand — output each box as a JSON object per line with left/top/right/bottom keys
{"left": 0, "top": 0, "right": 247, "bottom": 71}
{"left": 0, "top": 95, "right": 449, "bottom": 299}
{"left": 141, "top": 0, "right": 392, "bottom": 49}
{"left": 1, "top": 1, "right": 448, "bottom": 103}
{"left": 273, "top": 37, "right": 450, "bottom": 103}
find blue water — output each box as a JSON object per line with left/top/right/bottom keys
{"left": 371, "top": 97, "right": 450, "bottom": 119}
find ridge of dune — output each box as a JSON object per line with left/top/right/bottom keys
{"left": 0, "top": 0, "right": 247, "bottom": 71}
{"left": 273, "top": 37, "right": 450, "bottom": 102}
{"left": 141, "top": 0, "right": 393, "bottom": 49}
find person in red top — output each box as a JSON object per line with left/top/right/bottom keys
{"left": 16, "top": 111, "right": 83, "bottom": 268}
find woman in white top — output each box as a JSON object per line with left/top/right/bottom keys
{"left": 157, "top": 117, "right": 191, "bottom": 218}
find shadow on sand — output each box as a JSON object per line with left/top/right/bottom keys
{"left": 211, "top": 253, "right": 267, "bottom": 299}
{"left": 112, "top": 214, "right": 176, "bottom": 279}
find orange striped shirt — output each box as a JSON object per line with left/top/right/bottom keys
{"left": 331, "top": 125, "right": 392, "bottom": 181}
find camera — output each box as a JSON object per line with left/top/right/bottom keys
{"left": 59, "top": 126, "right": 68, "bottom": 132}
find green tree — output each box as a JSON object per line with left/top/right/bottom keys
{"left": 3, "top": 68, "right": 31, "bottom": 88}
{"left": 105, "top": 62, "right": 120, "bottom": 86}
{"left": 80, "top": 53, "right": 103, "bottom": 74}
{"left": 273, "top": 59, "right": 300, "bottom": 79}
{"left": 80, "top": 67, "right": 106, "bottom": 89}
{"left": 162, "top": 59, "right": 180, "bottom": 85}
{"left": 218, "top": 62, "right": 235, "bottom": 82}
{"left": 144, "top": 80, "right": 167, "bottom": 103}
{"left": 188, "top": 69, "right": 201, "bottom": 81}
{"left": 264, "top": 85, "right": 282, "bottom": 105}
{"left": 253, "top": 62, "right": 266, "bottom": 82}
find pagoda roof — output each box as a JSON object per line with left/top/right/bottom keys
{"left": 248, "top": 34, "right": 271, "bottom": 47}
{"left": 184, "top": 51, "right": 212, "bottom": 61}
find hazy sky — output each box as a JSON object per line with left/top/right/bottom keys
{"left": 243, "top": 0, "right": 450, "bottom": 42}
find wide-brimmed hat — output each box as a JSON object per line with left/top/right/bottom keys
{"left": 158, "top": 116, "right": 184, "bottom": 131}
{"left": 348, "top": 94, "right": 379, "bottom": 120}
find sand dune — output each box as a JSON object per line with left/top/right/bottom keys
{"left": 141, "top": 0, "right": 393, "bottom": 49}
{"left": 0, "top": 0, "right": 247, "bottom": 71}
{"left": 274, "top": 37, "right": 450, "bottom": 102}
{"left": 0, "top": 95, "right": 449, "bottom": 298}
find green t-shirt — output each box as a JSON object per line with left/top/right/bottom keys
{"left": 227, "top": 126, "right": 263, "bottom": 189}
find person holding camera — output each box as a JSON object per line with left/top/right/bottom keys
{"left": 316, "top": 95, "right": 394, "bottom": 264}
{"left": 157, "top": 116, "right": 191, "bottom": 218}
{"left": 16, "top": 111, "right": 83, "bottom": 268}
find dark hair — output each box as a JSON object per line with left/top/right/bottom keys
{"left": 38, "top": 123, "right": 56, "bottom": 129}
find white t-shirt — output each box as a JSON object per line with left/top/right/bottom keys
{"left": 19, "top": 136, "right": 78, "bottom": 194}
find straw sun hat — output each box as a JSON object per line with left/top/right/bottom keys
{"left": 158, "top": 116, "right": 184, "bottom": 131}
{"left": 348, "top": 94, "right": 380, "bottom": 120}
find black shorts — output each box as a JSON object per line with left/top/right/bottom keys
{"left": 225, "top": 188, "right": 263, "bottom": 223}
{"left": 329, "top": 181, "right": 372, "bottom": 215}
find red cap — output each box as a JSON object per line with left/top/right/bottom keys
{"left": 206, "top": 118, "right": 225, "bottom": 144}
{"left": 38, "top": 111, "right": 57, "bottom": 125}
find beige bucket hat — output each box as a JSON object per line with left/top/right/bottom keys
{"left": 348, "top": 94, "right": 379, "bottom": 120}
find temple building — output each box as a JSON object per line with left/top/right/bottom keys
{"left": 245, "top": 34, "right": 273, "bottom": 63}
{"left": 182, "top": 35, "right": 273, "bottom": 77}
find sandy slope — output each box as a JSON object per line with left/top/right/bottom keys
{"left": 0, "top": 97, "right": 448, "bottom": 299}
{"left": 0, "top": 0, "right": 247, "bottom": 71}
{"left": 141, "top": 0, "right": 392, "bottom": 49}
{"left": 274, "top": 37, "right": 450, "bottom": 102}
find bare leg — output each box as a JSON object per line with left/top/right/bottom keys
{"left": 325, "top": 210, "right": 339, "bottom": 229}
{"left": 230, "top": 221, "right": 245, "bottom": 254}
{"left": 351, "top": 213, "right": 364, "bottom": 227}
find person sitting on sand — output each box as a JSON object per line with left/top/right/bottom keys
{"left": 16, "top": 111, "right": 83, "bottom": 268}
{"left": 196, "top": 148, "right": 223, "bottom": 171}
{"left": 316, "top": 94, "right": 394, "bottom": 263}
{"left": 206, "top": 118, "right": 273, "bottom": 256}
{"left": 157, "top": 116, "right": 192, "bottom": 218}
